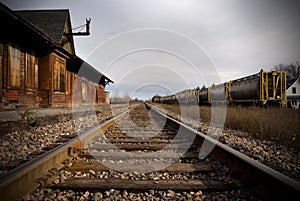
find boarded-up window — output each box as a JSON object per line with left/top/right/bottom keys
{"left": 8, "top": 44, "right": 21, "bottom": 87}
{"left": 0, "top": 43, "right": 3, "bottom": 98}
{"left": 53, "top": 57, "right": 65, "bottom": 92}
{"left": 71, "top": 73, "right": 74, "bottom": 92}
{"left": 25, "top": 51, "right": 36, "bottom": 89}
{"left": 66, "top": 72, "right": 70, "bottom": 94}
{"left": 66, "top": 71, "right": 74, "bottom": 94}
{"left": 95, "top": 86, "right": 98, "bottom": 103}
{"left": 82, "top": 81, "right": 87, "bottom": 103}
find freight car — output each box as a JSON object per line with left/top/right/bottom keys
{"left": 173, "top": 88, "right": 199, "bottom": 105}
{"left": 152, "top": 70, "right": 287, "bottom": 107}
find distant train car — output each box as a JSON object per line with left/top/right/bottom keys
{"left": 152, "top": 95, "right": 161, "bottom": 103}
{"left": 210, "top": 83, "right": 226, "bottom": 103}
{"left": 199, "top": 87, "right": 209, "bottom": 105}
{"left": 163, "top": 95, "right": 176, "bottom": 104}
{"left": 172, "top": 88, "right": 199, "bottom": 105}
{"left": 188, "top": 88, "right": 199, "bottom": 105}
{"left": 208, "top": 82, "right": 231, "bottom": 104}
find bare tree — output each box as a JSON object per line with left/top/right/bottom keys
{"left": 272, "top": 62, "right": 300, "bottom": 84}
{"left": 111, "top": 89, "right": 122, "bottom": 103}
{"left": 123, "top": 91, "right": 131, "bottom": 102}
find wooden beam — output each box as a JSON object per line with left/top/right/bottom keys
{"left": 49, "top": 178, "right": 237, "bottom": 192}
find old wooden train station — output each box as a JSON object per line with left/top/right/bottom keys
{"left": 0, "top": 3, "right": 113, "bottom": 108}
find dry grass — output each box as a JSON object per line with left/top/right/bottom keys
{"left": 153, "top": 103, "right": 300, "bottom": 148}
{"left": 223, "top": 106, "right": 300, "bottom": 148}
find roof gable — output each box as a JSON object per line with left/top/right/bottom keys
{"left": 287, "top": 78, "right": 300, "bottom": 95}
{"left": 288, "top": 78, "right": 300, "bottom": 89}
{"left": 15, "top": 9, "right": 75, "bottom": 55}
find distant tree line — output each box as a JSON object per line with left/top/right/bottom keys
{"left": 111, "top": 90, "right": 131, "bottom": 103}
{"left": 271, "top": 62, "right": 300, "bottom": 85}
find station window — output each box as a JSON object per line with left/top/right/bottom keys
{"left": 82, "top": 81, "right": 87, "bottom": 103}
{"left": 25, "top": 51, "right": 36, "bottom": 90}
{"left": 53, "top": 57, "right": 65, "bottom": 92}
{"left": 292, "top": 87, "right": 296, "bottom": 94}
{"left": 66, "top": 72, "right": 74, "bottom": 94}
{"left": 8, "top": 44, "right": 21, "bottom": 87}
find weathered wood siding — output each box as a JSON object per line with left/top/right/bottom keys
{"left": 38, "top": 90, "right": 49, "bottom": 106}
{"left": 105, "top": 92, "right": 110, "bottom": 104}
{"left": 52, "top": 92, "right": 66, "bottom": 105}
{"left": 70, "top": 76, "right": 106, "bottom": 105}
{"left": 1, "top": 43, "right": 39, "bottom": 107}
{"left": 0, "top": 43, "right": 107, "bottom": 108}
{"left": 0, "top": 41, "right": 3, "bottom": 99}
{"left": 99, "top": 84, "right": 105, "bottom": 103}
{"left": 39, "top": 54, "right": 51, "bottom": 91}
{"left": 65, "top": 71, "right": 75, "bottom": 105}
{"left": 61, "top": 14, "right": 75, "bottom": 55}
{"left": 38, "top": 52, "right": 68, "bottom": 107}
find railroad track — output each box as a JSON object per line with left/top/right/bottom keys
{"left": 0, "top": 104, "right": 130, "bottom": 177}
{"left": 1, "top": 103, "right": 300, "bottom": 200}
{"left": 0, "top": 104, "right": 132, "bottom": 200}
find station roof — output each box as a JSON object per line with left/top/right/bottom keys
{"left": 16, "top": 10, "right": 69, "bottom": 44}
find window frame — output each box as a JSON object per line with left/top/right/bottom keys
{"left": 25, "top": 50, "right": 36, "bottom": 90}
{"left": 53, "top": 56, "right": 66, "bottom": 92}
{"left": 7, "top": 44, "right": 21, "bottom": 88}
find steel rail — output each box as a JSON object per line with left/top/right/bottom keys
{"left": 0, "top": 106, "right": 133, "bottom": 201}
{"left": 146, "top": 103, "right": 300, "bottom": 200}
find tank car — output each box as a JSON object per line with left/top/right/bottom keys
{"left": 163, "top": 95, "right": 176, "bottom": 104}
{"left": 182, "top": 89, "right": 198, "bottom": 105}
{"left": 179, "top": 90, "right": 187, "bottom": 104}
{"left": 229, "top": 70, "right": 286, "bottom": 106}
{"left": 173, "top": 89, "right": 199, "bottom": 105}
{"left": 152, "top": 95, "right": 161, "bottom": 103}
{"left": 188, "top": 88, "right": 200, "bottom": 105}
{"left": 173, "top": 90, "right": 187, "bottom": 104}
{"left": 208, "top": 82, "right": 232, "bottom": 104}
{"left": 229, "top": 73, "right": 260, "bottom": 104}
{"left": 198, "top": 87, "right": 209, "bottom": 105}
{"left": 210, "top": 84, "right": 226, "bottom": 103}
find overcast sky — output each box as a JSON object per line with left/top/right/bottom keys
{"left": 2, "top": 0, "right": 300, "bottom": 100}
